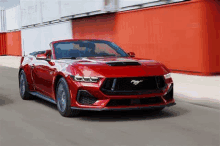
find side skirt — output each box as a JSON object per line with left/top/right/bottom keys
{"left": 29, "top": 92, "right": 56, "bottom": 104}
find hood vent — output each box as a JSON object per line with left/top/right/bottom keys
{"left": 106, "top": 62, "right": 141, "bottom": 66}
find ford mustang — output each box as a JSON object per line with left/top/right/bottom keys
{"left": 18, "top": 39, "right": 175, "bottom": 117}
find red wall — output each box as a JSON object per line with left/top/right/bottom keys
{"left": 6, "top": 31, "right": 22, "bottom": 56}
{"left": 72, "top": 0, "right": 220, "bottom": 75}
{"left": 204, "top": 0, "right": 220, "bottom": 75}
{"left": 0, "top": 33, "right": 6, "bottom": 55}
{"left": 72, "top": 13, "right": 116, "bottom": 41}
{"left": 0, "top": 31, "right": 22, "bottom": 56}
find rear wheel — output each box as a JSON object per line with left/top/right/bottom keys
{"left": 19, "top": 70, "right": 32, "bottom": 100}
{"left": 56, "top": 78, "right": 80, "bottom": 117}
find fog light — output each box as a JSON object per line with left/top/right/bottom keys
{"left": 77, "top": 90, "right": 97, "bottom": 105}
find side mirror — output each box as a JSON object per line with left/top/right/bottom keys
{"left": 36, "top": 54, "right": 47, "bottom": 60}
{"left": 36, "top": 50, "right": 52, "bottom": 61}
{"left": 45, "top": 50, "right": 52, "bottom": 60}
{"left": 128, "top": 52, "right": 135, "bottom": 57}
{"left": 45, "top": 50, "right": 52, "bottom": 57}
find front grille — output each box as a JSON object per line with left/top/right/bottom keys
{"left": 102, "top": 78, "right": 114, "bottom": 90}
{"left": 77, "top": 90, "right": 97, "bottom": 105}
{"left": 115, "top": 77, "right": 158, "bottom": 91}
{"left": 107, "top": 96, "right": 164, "bottom": 107}
{"left": 155, "top": 76, "right": 166, "bottom": 88}
{"left": 101, "top": 76, "right": 166, "bottom": 95}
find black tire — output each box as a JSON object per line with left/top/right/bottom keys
{"left": 19, "top": 70, "right": 32, "bottom": 100}
{"left": 56, "top": 78, "right": 80, "bottom": 117}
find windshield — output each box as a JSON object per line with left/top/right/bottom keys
{"left": 53, "top": 40, "right": 129, "bottom": 59}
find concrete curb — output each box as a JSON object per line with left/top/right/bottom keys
{"left": 174, "top": 93, "right": 220, "bottom": 110}
{"left": 0, "top": 56, "right": 21, "bottom": 69}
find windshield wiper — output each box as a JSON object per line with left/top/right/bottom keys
{"left": 59, "top": 57, "right": 77, "bottom": 59}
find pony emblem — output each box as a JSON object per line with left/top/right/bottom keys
{"left": 131, "top": 80, "right": 143, "bottom": 85}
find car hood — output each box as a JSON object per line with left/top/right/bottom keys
{"left": 62, "top": 57, "right": 168, "bottom": 78}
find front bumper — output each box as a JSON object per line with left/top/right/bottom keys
{"left": 67, "top": 75, "right": 174, "bottom": 110}
{"left": 71, "top": 102, "right": 176, "bottom": 111}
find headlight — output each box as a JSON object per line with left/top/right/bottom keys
{"left": 164, "top": 73, "right": 171, "bottom": 79}
{"left": 70, "top": 75, "right": 99, "bottom": 83}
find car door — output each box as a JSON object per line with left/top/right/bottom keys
{"left": 31, "top": 58, "right": 56, "bottom": 97}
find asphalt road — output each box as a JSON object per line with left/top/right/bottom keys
{"left": 0, "top": 66, "right": 219, "bottom": 146}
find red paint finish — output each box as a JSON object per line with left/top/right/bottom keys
{"left": 19, "top": 39, "right": 175, "bottom": 111}
{"left": 0, "top": 33, "right": 6, "bottom": 56}
{"left": 6, "top": 31, "right": 22, "bottom": 56}
{"left": 72, "top": 0, "right": 220, "bottom": 75}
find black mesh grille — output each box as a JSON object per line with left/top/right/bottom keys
{"left": 115, "top": 77, "right": 158, "bottom": 91}
{"left": 107, "top": 99, "right": 131, "bottom": 106}
{"left": 102, "top": 78, "right": 114, "bottom": 90}
{"left": 102, "top": 76, "right": 165, "bottom": 90}
{"left": 106, "top": 62, "right": 141, "bottom": 66}
{"left": 156, "top": 76, "right": 166, "bottom": 88}
{"left": 77, "top": 90, "right": 97, "bottom": 105}
{"left": 140, "top": 96, "right": 163, "bottom": 105}
{"left": 107, "top": 96, "right": 163, "bottom": 107}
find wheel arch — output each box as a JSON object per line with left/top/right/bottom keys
{"left": 53, "top": 74, "right": 66, "bottom": 101}
{"left": 18, "top": 67, "right": 27, "bottom": 83}
{"left": 18, "top": 68, "right": 23, "bottom": 79}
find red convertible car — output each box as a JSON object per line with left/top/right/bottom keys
{"left": 18, "top": 39, "right": 175, "bottom": 117}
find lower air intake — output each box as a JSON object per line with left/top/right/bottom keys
{"left": 164, "top": 83, "right": 173, "bottom": 101}
{"left": 77, "top": 90, "right": 97, "bottom": 105}
{"left": 107, "top": 96, "right": 164, "bottom": 107}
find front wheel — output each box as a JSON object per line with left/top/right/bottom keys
{"left": 19, "top": 70, "right": 32, "bottom": 100}
{"left": 56, "top": 78, "right": 80, "bottom": 117}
